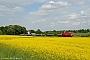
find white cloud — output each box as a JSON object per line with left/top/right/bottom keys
{"left": 82, "top": 21, "right": 86, "bottom": 23}
{"left": 0, "top": 0, "right": 48, "bottom": 17}
{"left": 69, "top": 8, "right": 90, "bottom": 20}
{"left": 27, "top": 1, "right": 90, "bottom": 30}
{"left": 81, "top": 11, "right": 84, "bottom": 14}
{"left": 13, "top": 6, "right": 23, "bottom": 11}
{"left": 72, "top": 22, "right": 80, "bottom": 26}
{"left": 61, "top": 21, "right": 69, "bottom": 24}
{"left": 0, "top": 5, "right": 23, "bottom": 15}
{"left": 10, "top": 19, "right": 12, "bottom": 21}
{"left": 58, "top": 21, "right": 69, "bottom": 24}
{"left": 0, "top": 0, "right": 49, "bottom": 5}
{"left": 29, "top": 10, "right": 48, "bottom": 16}
{"left": 32, "top": 19, "right": 46, "bottom": 23}
{"left": 69, "top": 13, "right": 78, "bottom": 19}
{"left": 49, "top": 1, "right": 55, "bottom": 4}
{"left": 41, "top": 4, "right": 55, "bottom": 9}
{"left": 84, "top": 8, "right": 90, "bottom": 15}
{"left": 67, "top": 8, "right": 90, "bottom": 27}
{"left": 68, "top": 0, "right": 86, "bottom": 5}
{"left": 0, "top": 0, "right": 90, "bottom": 30}
{"left": 40, "top": 1, "right": 70, "bottom": 10}
{"left": 56, "top": 1, "right": 69, "bottom": 6}
{"left": 29, "top": 1, "right": 70, "bottom": 17}
{"left": 79, "top": 1, "right": 84, "bottom": 5}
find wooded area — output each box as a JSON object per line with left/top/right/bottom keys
{"left": 0, "top": 25, "right": 27, "bottom": 35}
{"left": 0, "top": 25, "right": 90, "bottom": 37}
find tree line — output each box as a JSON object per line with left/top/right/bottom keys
{"left": 0, "top": 25, "right": 27, "bottom": 35}
{"left": 0, "top": 25, "right": 90, "bottom": 35}
{"left": 30, "top": 29, "right": 90, "bottom": 37}
{"left": 31, "top": 29, "right": 90, "bottom": 34}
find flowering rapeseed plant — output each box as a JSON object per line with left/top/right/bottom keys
{"left": 0, "top": 35, "right": 90, "bottom": 60}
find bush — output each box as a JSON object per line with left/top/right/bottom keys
{"left": 80, "top": 35, "right": 89, "bottom": 37}
{"left": 0, "top": 30, "right": 2, "bottom": 35}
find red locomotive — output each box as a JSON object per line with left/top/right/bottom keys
{"left": 62, "top": 31, "right": 72, "bottom": 37}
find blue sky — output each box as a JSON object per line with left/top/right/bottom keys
{"left": 0, "top": 0, "right": 90, "bottom": 31}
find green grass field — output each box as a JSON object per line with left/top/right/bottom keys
{"left": 0, "top": 35, "right": 90, "bottom": 60}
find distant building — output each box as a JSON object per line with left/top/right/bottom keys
{"left": 27, "top": 30, "right": 31, "bottom": 35}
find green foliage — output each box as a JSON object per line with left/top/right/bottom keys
{"left": 30, "top": 30, "right": 35, "bottom": 33}
{"left": 0, "top": 26, "right": 6, "bottom": 34}
{"left": 0, "top": 25, "right": 27, "bottom": 35}
{"left": 36, "top": 29, "right": 42, "bottom": 34}
{"left": 0, "top": 24, "right": 90, "bottom": 36}
{"left": 0, "top": 30, "right": 2, "bottom": 35}
{"left": 80, "top": 35, "right": 90, "bottom": 37}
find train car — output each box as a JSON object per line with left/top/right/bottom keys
{"left": 62, "top": 32, "right": 72, "bottom": 37}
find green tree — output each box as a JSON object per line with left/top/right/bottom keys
{"left": 5, "top": 25, "right": 15, "bottom": 35}
{"left": 79, "top": 29, "right": 82, "bottom": 33}
{"left": 0, "top": 26, "right": 6, "bottom": 34}
{"left": 53, "top": 30, "right": 58, "bottom": 36}
{"left": 30, "top": 30, "right": 35, "bottom": 33}
{"left": 4, "top": 25, "right": 27, "bottom": 35}
{"left": 53, "top": 30, "right": 56, "bottom": 32}
{"left": 87, "top": 29, "right": 90, "bottom": 33}
{"left": 36, "top": 29, "right": 42, "bottom": 34}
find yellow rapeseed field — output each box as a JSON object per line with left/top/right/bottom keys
{"left": 0, "top": 35, "right": 90, "bottom": 60}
